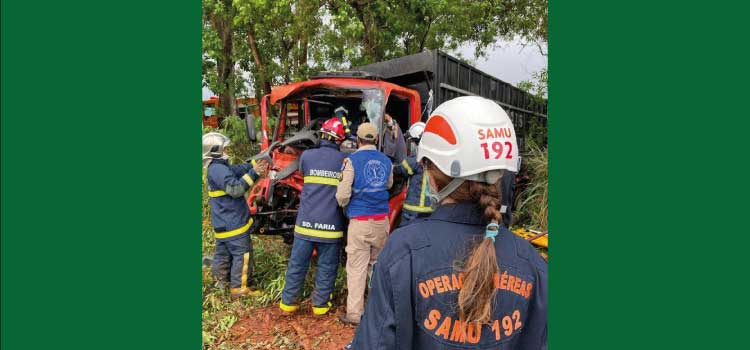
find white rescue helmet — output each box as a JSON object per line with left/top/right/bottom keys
{"left": 417, "top": 96, "right": 518, "bottom": 197}
{"left": 406, "top": 122, "right": 426, "bottom": 141}
{"left": 202, "top": 132, "right": 231, "bottom": 167}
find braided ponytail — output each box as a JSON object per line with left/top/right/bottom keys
{"left": 424, "top": 163, "right": 503, "bottom": 325}
{"left": 456, "top": 182, "right": 502, "bottom": 324}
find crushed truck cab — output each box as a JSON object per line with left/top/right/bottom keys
{"left": 243, "top": 51, "right": 548, "bottom": 244}
{"left": 245, "top": 72, "right": 421, "bottom": 243}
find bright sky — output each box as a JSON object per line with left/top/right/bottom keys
{"left": 450, "top": 39, "right": 547, "bottom": 88}
{"left": 202, "top": 38, "right": 547, "bottom": 100}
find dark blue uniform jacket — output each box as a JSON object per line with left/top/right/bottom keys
{"left": 353, "top": 202, "right": 548, "bottom": 350}
{"left": 393, "top": 156, "right": 432, "bottom": 214}
{"left": 206, "top": 159, "right": 259, "bottom": 241}
{"left": 294, "top": 140, "right": 348, "bottom": 243}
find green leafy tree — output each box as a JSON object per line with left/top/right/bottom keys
{"left": 203, "top": 0, "right": 549, "bottom": 114}
{"left": 518, "top": 67, "right": 547, "bottom": 100}
{"left": 327, "top": 0, "right": 548, "bottom": 65}
{"left": 203, "top": 0, "right": 246, "bottom": 117}
{"left": 234, "top": 0, "right": 327, "bottom": 99}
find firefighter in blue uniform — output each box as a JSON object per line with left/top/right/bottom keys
{"left": 334, "top": 106, "right": 359, "bottom": 153}
{"left": 333, "top": 106, "right": 352, "bottom": 137}
{"left": 392, "top": 122, "right": 432, "bottom": 227}
{"left": 279, "top": 117, "right": 348, "bottom": 315}
{"left": 336, "top": 122, "right": 394, "bottom": 325}
{"left": 203, "top": 132, "right": 268, "bottom": 298}
{"left": 351, "top": 97, "right": 548, "bottom": 349}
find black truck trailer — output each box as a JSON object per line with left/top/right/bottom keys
{"left": 356, "top": 49, "right": 547, "bottom": 152}
{"left": 357, "top": 49, "right": 547, "bottom": 225}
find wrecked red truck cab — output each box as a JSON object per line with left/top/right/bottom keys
{"left": 246, "top": 72, "right": 422, "bottom": 243}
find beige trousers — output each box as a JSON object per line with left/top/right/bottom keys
{"left": 345, "top": 218, "right": 389, "bottom": 321}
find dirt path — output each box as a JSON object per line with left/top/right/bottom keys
{"left": 229, "top": 300, "right": 355, "bottom": 350}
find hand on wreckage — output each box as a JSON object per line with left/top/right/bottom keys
{"left": 252, "top": 159, "right": 270, "bottom": 177}
{"left": 384, "top": 113, "right": 394, "bottom": 129}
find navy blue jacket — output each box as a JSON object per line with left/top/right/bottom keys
{"left": 353, "top": 202, "right": 547, "bottom": 350}
{"left": 206, "top": 159, "right": 259, "bottom": 241}
{"left": 294, "top": 140, "right": 348, "bottom": 243}
{"left": 393, "top": 156, "right": 432, "bottom": 214}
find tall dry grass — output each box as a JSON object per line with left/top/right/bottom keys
{"left": 516, "top": 140, "right": 548, "bottom": 232}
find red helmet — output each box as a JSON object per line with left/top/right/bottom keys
{"left": 320, "top": 117, "right": 345, "bottom": 141}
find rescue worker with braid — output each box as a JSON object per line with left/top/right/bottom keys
{"left": 279, "top": 117, "right": 348, "bottom": 315}
{"left": 203, "top": 132, "right": 268, "bottom": 297}
{"left": 351, "top": 97, "right": 547, "bottom": 349}
{"left": 392, "top": 122, "right": 432, "bottom": 227}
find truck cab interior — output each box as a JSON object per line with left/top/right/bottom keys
{"left": 384, "top": 93, "right": 411, "bottom": 139}
{"left": 271, "top": 88, "right": 412, "bottom": 201}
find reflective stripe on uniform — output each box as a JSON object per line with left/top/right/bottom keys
{"left": 304, "top": 176, "right": 339, "bottom": 186}
{"left": 251, "top": 159, "right": 257, "bottom": 166}
{"left": 419, "top": 172, "right": 428, "bottom": 206}
{"left": 242, "top": 173, "right": 254, "bottom": 186}
{"left": 241, "top": 252, "right": 250, "bottom": 289}
{"left": 294, "top": 225, "right": 344, "bottom": 239}
{"left": 401, "top": 159, "right": 414, "bottom": 176}
{"left": 208, "top": 190, "right": 227, "bottom": 197}
{"left": 342, "top": 116, "right": 350, "bottom": 133}
{"left": 403, "top": 203, "right": 433, "bottom": 213}
{"left": 214, "top": 219, "right": 253, "bottom": 239}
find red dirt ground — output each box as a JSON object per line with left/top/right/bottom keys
{"left": 229, "top": 300, "right": 356, "bottom": 350}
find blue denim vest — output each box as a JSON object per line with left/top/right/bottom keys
{"left": 346, "top": 149, "right": 392, "bottom": 218}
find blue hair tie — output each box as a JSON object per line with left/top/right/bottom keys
{"left": 485, "top": 222, "right": 500, "bottom": 242}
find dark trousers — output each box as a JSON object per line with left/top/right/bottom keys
{"left": 281, "top": 238, "right": 341, "bottom": 307}
{"left": 212, "top": 235, "right": 253, "bottom": 290}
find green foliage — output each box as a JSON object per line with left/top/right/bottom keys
{"left": 518, "top": 68, "right": 548, "bottom": 100}
{"left": 248, "top": 236, "right": 291, "bottom": 306}
{"left": 203, "top": 0, "right": 249, "bottom": 116}
{"left": 220, "top": 116, "right": 253, "bottom": 161}
{"left": 515, "top": 138, "right": 548, "bottom": 231}
{"left": 326, "top": 0, "right": 548, "bottom": 65}
{"left": 205, "top": 0, "right": 549, "bottom": 102}
{"left": 219, "top": 115, "right": 249, "bottom": 144}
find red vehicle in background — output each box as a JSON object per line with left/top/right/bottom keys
{"left": 245, "top": 71, "right": 421, "bottom": 243}
{"left": 202, "top": 96, "right": 260, "bottom": 128}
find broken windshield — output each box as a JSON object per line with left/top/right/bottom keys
{"left": 361, "top": 89, "right": 385, "bottom": 136}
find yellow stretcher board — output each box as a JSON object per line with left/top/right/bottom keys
{"left": 512, "top": 228, "right": 548, "bottom": 249}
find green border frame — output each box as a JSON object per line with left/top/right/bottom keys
{"left": 1, "top": 1, "right": 202, "bottom": 349}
